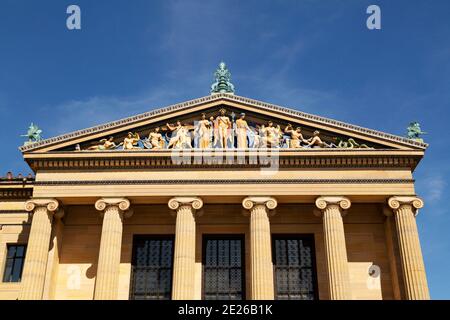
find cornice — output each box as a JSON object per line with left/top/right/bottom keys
{"left": 19, "top": 94, "right": 427, "bottom": 153}
{"left": 25, "top": 150, "right": 422, "bottom": 171}
{"left": 33, "top": 178, "right": 414, "bottom": 186}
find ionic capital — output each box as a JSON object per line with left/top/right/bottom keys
{"left": 314, "top": 196, "right": 351, "bottom": 217}
{"left": 386, "top": 196, "right": 424, "bottom": 216}
{"left": 242, "top": 196, "right": 278, "bottom": 212}
{"left": 168, "top": 197, "right": 203, "bottom": 212}
{"left": 95, "top": 198, "right": 133, "bottom": 218}
{"left": 24, "top": 199, "right": 59, "bottom": 214}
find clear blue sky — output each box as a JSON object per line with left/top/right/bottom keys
{"left": 0, "top": 0, "right": 449, "bottom": 299}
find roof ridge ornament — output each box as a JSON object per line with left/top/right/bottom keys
{"left": 210, "top": 61, "right": 235, "bottom": 95}
{"left": 406, "top": 121, "right": 426, "bottom": 143}
{"left": 21, "top": 123, "right": 43, "bottom": 146}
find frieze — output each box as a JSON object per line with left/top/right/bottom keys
{"left": 0, "top": 189, "right": 33, "bottom": 199}
{"left": 27, "top": 153, "right": 420, "bottom": 171}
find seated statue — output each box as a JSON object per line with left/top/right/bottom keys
{"left": 284, "top": 124, "right": 308, "bottom": 148}
{"left": 305, "top": 130, "right": 327, "bottom": 148}
{"left": 122, "top": 132, "right": 141, "bottom": 150}
{"left": 148, "top": 127, "right": 165, "bottom": 149}
{"left": 86, "top": 137, "right": 117, "bottom": 151}
{"left": 261, "top": 121, "right": 282, "bottom": 147}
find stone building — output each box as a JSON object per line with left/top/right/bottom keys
{"left": 0, "top": 64, "right": 429, "bottom": 300}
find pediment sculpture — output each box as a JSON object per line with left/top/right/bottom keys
{"left": 78, "top": 108, "right": 374, "bottom": 151}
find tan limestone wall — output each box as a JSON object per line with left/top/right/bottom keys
{"left": 0, "top": 199, "right": 30, "bottom": 299}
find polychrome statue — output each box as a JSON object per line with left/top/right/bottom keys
{"left": 167, "top": 121, "right": 192, "bottom": 149}
{"left": 284, "top": 124, "right": 308, "bottom": 148}
{"left": 214, "top": 108, "right": 232, "bottom": 148}
{"left": 87, "top": 137, "right": 117, "bottom": 151}
{"left": 195, "top": 113, "right": 212, "bottom": 149}
{"left": 122, "top": 132, "right": 141, "bottom": 150}
{"left": 148, "top": 127, "right": 165, "bottom": 150}
{"left": 337, "top": 138, "right": 371, "bottom": 149}
{"left": 261, "top": 121, "right": 282, "bottom": 147}
{"left": 306, "top": 130, "right": 327, "bottom": 148}
{"left": 235, "top": 113, "right": 250, "bottom": 149}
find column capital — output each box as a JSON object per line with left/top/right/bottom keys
{"left": 242, "top": 196, "right": 278, "bottom": 211}
{"left": 315, "top": 196, "right": 351, "bottom": 210}
{"left": 168, "top": 197, "right": 203, "bottom": 211}
{"left": 24, "top": 199, "right": 59, "bottom": 213}
{"left": 386, "top": 196, "right": 424, "bottom": 216}
{"left": 314, "top": 196, "right": 351, "bottom": 217}
{"left": 95, "top": 198, "right": 132, "bottom": 218}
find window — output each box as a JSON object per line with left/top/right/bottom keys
{"left": 272, "top": 235, "right": 317, "bottom": 300}
{"left": 129, "top": 236, "right": 174, "bottom": 300}
{"left": 3, "top": 244, "right": 27, "bottom": 283}
{"left": 202, "top": 235, "right": 245, "bottom": 300}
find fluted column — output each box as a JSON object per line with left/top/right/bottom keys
{"left": 315, "top": 196, "right": 351, "bottom": 300}
{"left": 242, "top": 196, "right": 277, "bottom": 300}
{"left": 19, "top": 199, "right": 59, "bottom": 300}
{"left": 94, "top": 198, "right": 132, "bottom": 300}
{"left": 43, "top": 209, "right": 65, "bottom": 300}
{"left": 387, "top": 196, "right": 429, "bottom": 300}
{"left": 168, "top": 197, "right": 203, "bottom": 300}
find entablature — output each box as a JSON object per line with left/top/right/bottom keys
{"left": 24, "top": 148, "right": 423, "bottom": 171}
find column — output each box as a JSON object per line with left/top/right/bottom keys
{"left": 242, "top": 196, "right": 277, "bottom": 300}
{"left": 94, "top": 198, "right": 132, "bottom": 300}
{"left": 43, "top": 209, "right": 65, "bottom": 299}
{"left": 19, "top": 199, "right": 59, "bottom": 300}
{"left": 315, "top": 196, "right": 351, "bottom": 300}
{"left": 168, "top": 197, "right": 203, "bottom": 300}
{"left": 387, "top": 196, "right": 430, "bottom": 300}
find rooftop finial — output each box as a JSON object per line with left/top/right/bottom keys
{"left": 21, "top": 123, "right": 43, "bottom": 146}
{"left": 406, "top": 121, "right": 426, "bottom": 142}
{"left": 210, "top": 61, "right": 235, "bottom": 95}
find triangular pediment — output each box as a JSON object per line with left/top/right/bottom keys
{"left": 20, "top": 94, "right": 427, "bottom": 153}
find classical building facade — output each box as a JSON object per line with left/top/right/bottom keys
{"left": 0, "top": 65, "right": 430, "bottom": 300}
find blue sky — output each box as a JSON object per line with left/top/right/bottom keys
{"left": 0, "top": 0, "right": 449, "bottom": 298}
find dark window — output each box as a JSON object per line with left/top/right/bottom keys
{"left": 3, "top": 244, "right": 27, "bottom": 283}
{"left": 202, "top": 235, "right": 245, "bottom": 300}
{"left": 129, "top": 236, "right": 174, "bottom": 300}
{"left": 272, "top": 235, "right": 318, "bottom": 300}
